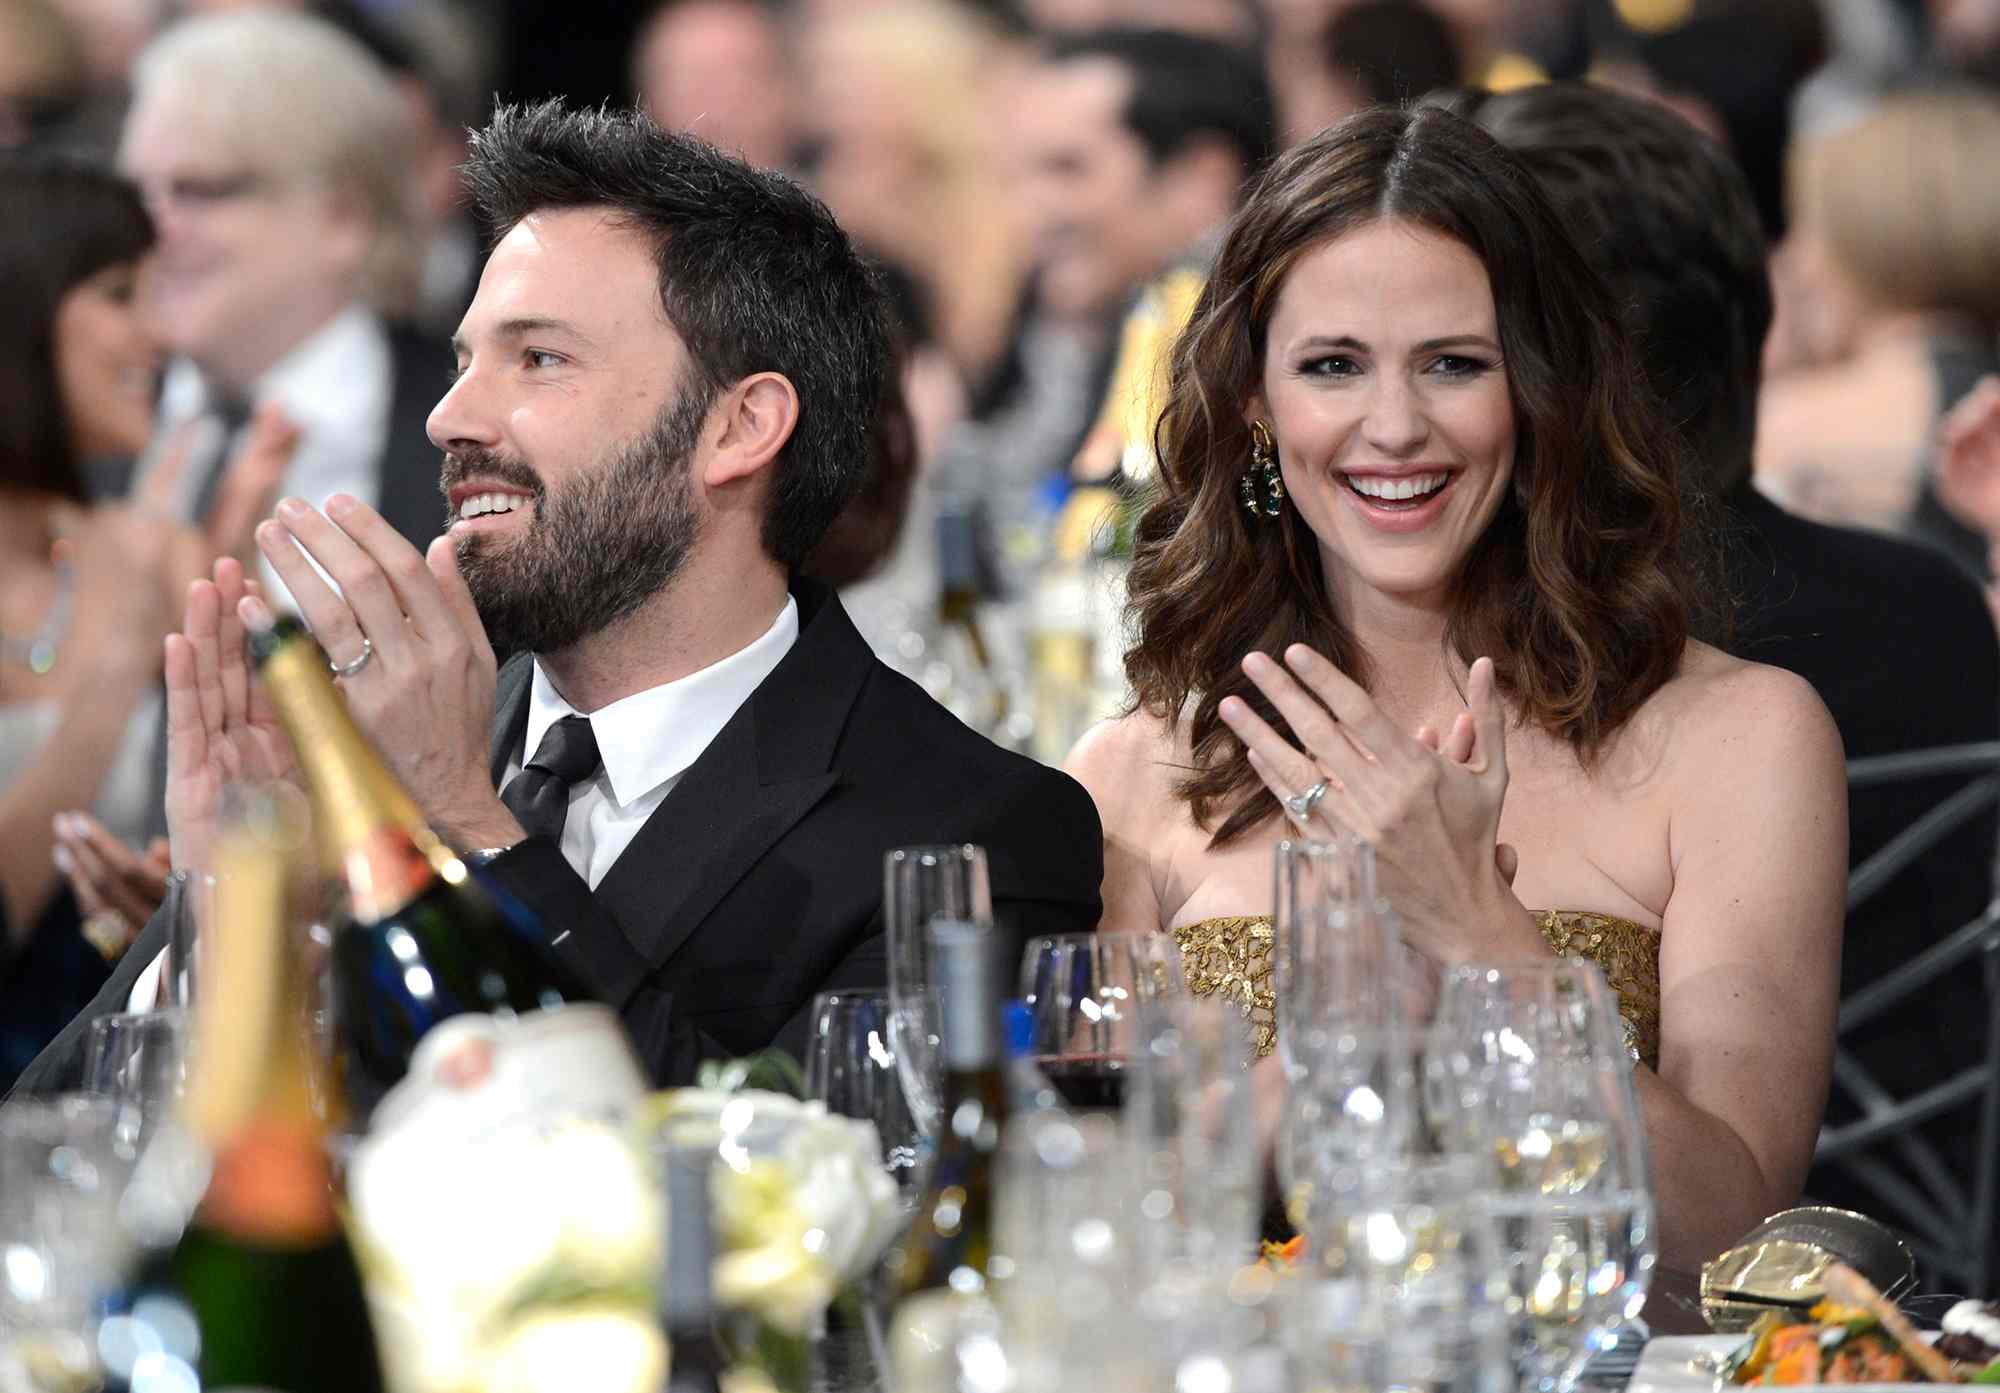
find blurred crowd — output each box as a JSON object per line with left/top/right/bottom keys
{"left": 4, "top": 0, "right": 2000, "bottom": 1251}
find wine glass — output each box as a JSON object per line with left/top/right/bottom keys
{"left": 803, "top": 989, "right": 927, "bottom": 1209}
{"left": 1017, "top": 933, "right": 1182, "bottom": 1112}
{"left": 1427, "top": 961, "right": 1655, "bottom": 1393}
{"left": 883, "top": 845, "right": 991, "bottom": 1136}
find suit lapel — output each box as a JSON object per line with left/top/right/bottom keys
{"left": 491, "top": 655, "right": 533, "bottom": 788}
{"left": 592, "top": 582, "right": 870, "bottom": 975}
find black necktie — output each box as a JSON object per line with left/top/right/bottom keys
{"left": 501, "top": 715, "right": 601, "bottom": 844}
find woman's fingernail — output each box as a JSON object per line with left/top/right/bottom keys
{"left": 52, "top": 846, "right": 74, "bottom": 874}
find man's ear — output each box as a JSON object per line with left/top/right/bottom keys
{"left": 703, "top": 372, "right": 800, "bottom": 489}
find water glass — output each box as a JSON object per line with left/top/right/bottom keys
{"left": 1017, "top": 932, "right": 1182, "bottom": 1112}
{"left": 1286, "top": 1157, "right": 1513, "bottom": 1393}
{"left": 1427, "top": 961, "right": 1655, "bottom": 1393}
{"left": 1272, "top": 838, "right": 1414, "bottom": 1222}
{"left": 160, "top": 871, "right": 216, "bottom": 1011}
{"left": 883, "top": 845, "right": 991, "bottom": 1135}
{"left": 0, "top": 1095, "right": 142, "bottom": 1388}
{"left": 803, "top": 989, "right": 927, "bottom": 1207}
{"left": 82, "top": 1010, "right": 190, "bottom": 1144}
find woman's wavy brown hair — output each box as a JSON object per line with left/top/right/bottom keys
{"left": 1127, "top": 104, "right": 1705, "bottom": 847}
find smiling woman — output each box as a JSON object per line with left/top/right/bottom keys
{"left": 1064, "top": 105, "right": 1846, "bottom": 1279}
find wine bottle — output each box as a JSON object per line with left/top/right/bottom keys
{"left": 104, "top": 806, "right": 387, "bottom": 1393}
{"left": 247, "top": 613, "right": 639, "bottom": 1121}
{"left": 660, "top": 1146, "right": 728, "bottom": 1393}
{"left": 888, "top": 917, "right": 1007, "bottom": 1301}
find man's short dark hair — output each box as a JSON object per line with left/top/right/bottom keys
{"left": 460, "top": 100, "right": 891, "bottom": 570}
{"left": 1465, "top": 81, "right": 1772, "bottom": 492}
{"left": 1045, "top": 27, "right": 1277, "bottom": 178}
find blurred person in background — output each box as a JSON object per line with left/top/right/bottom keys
{"left": 1755, "top": 87, "right": 2000, "bottom": 581}
{"left": 0, "top": 0, "right": 86, "bottom": 148}
{"left": 1470, "top": 78, "right": 2000, "bottom": 1265}
{"left": 942, "top": 26, "right": 1273, "bottom": 589}
{"left": 633, "top": 0, "right": 798, "bottom": 172}
{"left": 1588, "top": 0, "right": 1830, "bottom": 239}
{"left": 117, "top": 9, "right": 449, "bottom": 579}
{"left": 1939, "top": 375, "right": 2000, "bottom": 608}
{"left": 0, "top": 156, "right": 286, "bottom": 1089}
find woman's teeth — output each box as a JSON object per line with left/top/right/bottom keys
{"left": 1347, "top": 472, "right": 1447, "bottom": 504}
{"left": 458, "top": 492, "right": 530, "bottom": 521}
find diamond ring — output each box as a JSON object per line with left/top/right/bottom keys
{"left": 1284, "top": 778, "right": 1329, "bottom": 824}
{"left": 330, "top": 633, "right": 374, "bottom": 678}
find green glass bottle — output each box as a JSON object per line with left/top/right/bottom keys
{"left": 104, "top": 809, "right": 385, "bottom": 1393}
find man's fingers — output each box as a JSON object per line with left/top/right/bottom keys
{"left": 255, "top": 516, "right": 373, "bottom": 670}
{"left": 163, "top": 633, "right": 206, "bottom": 780}
{"left": 427, "top": 535, "right": 497, "bottom": 671}
{"left": 183, "top": 579, "right": 228, "bottom": 739}
{"left": 213, "top": 557, "right": 252, "bottom": 732}
{"left": 322, "top": 493, "right": 463, "bottom": 643}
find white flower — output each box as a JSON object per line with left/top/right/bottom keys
{"left": 478, "top": 1308, "right": 665, "bottom": 1393}
{"left": 777, "top": 1109, "right": 904, "bottom": 1285}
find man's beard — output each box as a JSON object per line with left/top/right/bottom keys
{"left": 443, "top": 384, "right": 709, "bottom": 658}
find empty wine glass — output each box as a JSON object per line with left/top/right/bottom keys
{"left": 1017, "top": 933, "right": 1182, "bottom": 1112}
{"left": 1427, "top": 960, "right": 1655, "bottom": 1393}
{"left": 804, "top": 989, "right": 927, "bottom": 1208}
{"left": 884, "top": 845, "right": 991, "bottom": 1136}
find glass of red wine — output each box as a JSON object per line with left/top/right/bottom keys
{"left": 1017, "top": 933, "right": 1184, "bottom": 1112}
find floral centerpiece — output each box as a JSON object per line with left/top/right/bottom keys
{"left": 346, "top": 1062, "right": 903, "bottom": 1393}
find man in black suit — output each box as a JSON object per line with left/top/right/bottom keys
{"left": 13, "top": 102, "right": 1102, "bottom": 1093}
{"left": 1467, "top": 81, "right": 2000, "bottom": 1229}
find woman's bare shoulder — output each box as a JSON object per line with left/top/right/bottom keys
{"left": 1063, "top": 708, "right": 1192, "bottom": 834}
{"left": 1646, "top": 642, "right": 1845, "bottom": 779}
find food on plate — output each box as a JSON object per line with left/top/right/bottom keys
{"left": 1938, "top": 1303, "right": 2000, "bottom": 1368}
{"left": 1723, "top": 1265, "right": 2000, "bottom": 1385}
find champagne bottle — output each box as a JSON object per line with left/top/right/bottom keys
{"left": 247, "top": 613, "right": 635, "bottom": 1120}
{"left": 889, "top": 917, "right": 1007, "bottom": 1301}
{"left": 660, "top": 1146, "right": 728, "bottom": 1393}
{"left": 105, "top": 804, "right": 386, "bottom": 1393}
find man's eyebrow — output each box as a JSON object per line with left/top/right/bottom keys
{"left": 451, "top": 317, "right": 600, "bottom": 357}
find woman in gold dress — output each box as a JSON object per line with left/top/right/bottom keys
{"left": 1065, "top": 106, "right": 1846, "bottom": 1277}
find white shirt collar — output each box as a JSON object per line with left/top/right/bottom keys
{"left": 159, "top": 302, "right": 386, "bottom": 427}
{"left": 521, "top": 597, "right": 801, "bottom": 809}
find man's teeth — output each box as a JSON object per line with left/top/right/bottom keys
{"left": 458, "top": 492, "right": 530, "bottom": 521}
{"left": 1348, "top": 472, "right": 1448, "bottom": 502}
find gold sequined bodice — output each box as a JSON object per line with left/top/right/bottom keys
{"left": 1171, "top": 910, "right": 1662, "bottom": 1068}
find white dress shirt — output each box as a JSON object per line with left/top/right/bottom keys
{"left": 504, "top": 598, "right": 800, "bottom": 889}
{"left": 140, "top": 304, "right": 393, "bottom": 606}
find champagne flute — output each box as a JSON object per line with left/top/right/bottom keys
{"left": 883, "top": 845, "right": 991, "bottom": 1137}
{"left": 1427, "top": 960, "right": 1654, "bottom": 1393}
{"left": 1017, "top": 933, "right": 1182, "bottom": 1111}
{"left": 804, "top": 989, "right": 927, "bottom": 1208}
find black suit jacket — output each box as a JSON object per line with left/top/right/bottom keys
{"left": 11, "top": 582, "right": 1103, "bottom": 1096}
{"left": 1721, "top": 484, "right": 2000, "bottom": 1210}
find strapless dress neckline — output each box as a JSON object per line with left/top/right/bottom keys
{"left": 1171, "top": 910, "right": 1662, "bottom": 1068}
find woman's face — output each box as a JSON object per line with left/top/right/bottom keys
{"left": 1250, "top": 218, "right": 1516, "bottom": 614}
{"left": 54, "top": 257, "right": 161, "bottom": 462}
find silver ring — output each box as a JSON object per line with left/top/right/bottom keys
{"left": 1284, "top": 778, "right": 1329, "bottom": 824}
{"left": 329, "top": 634, "right": 374, "bottom": 678}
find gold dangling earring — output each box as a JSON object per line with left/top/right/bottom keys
{"left": 1247, "top": 420, "right": 1284, "bottom": 518}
